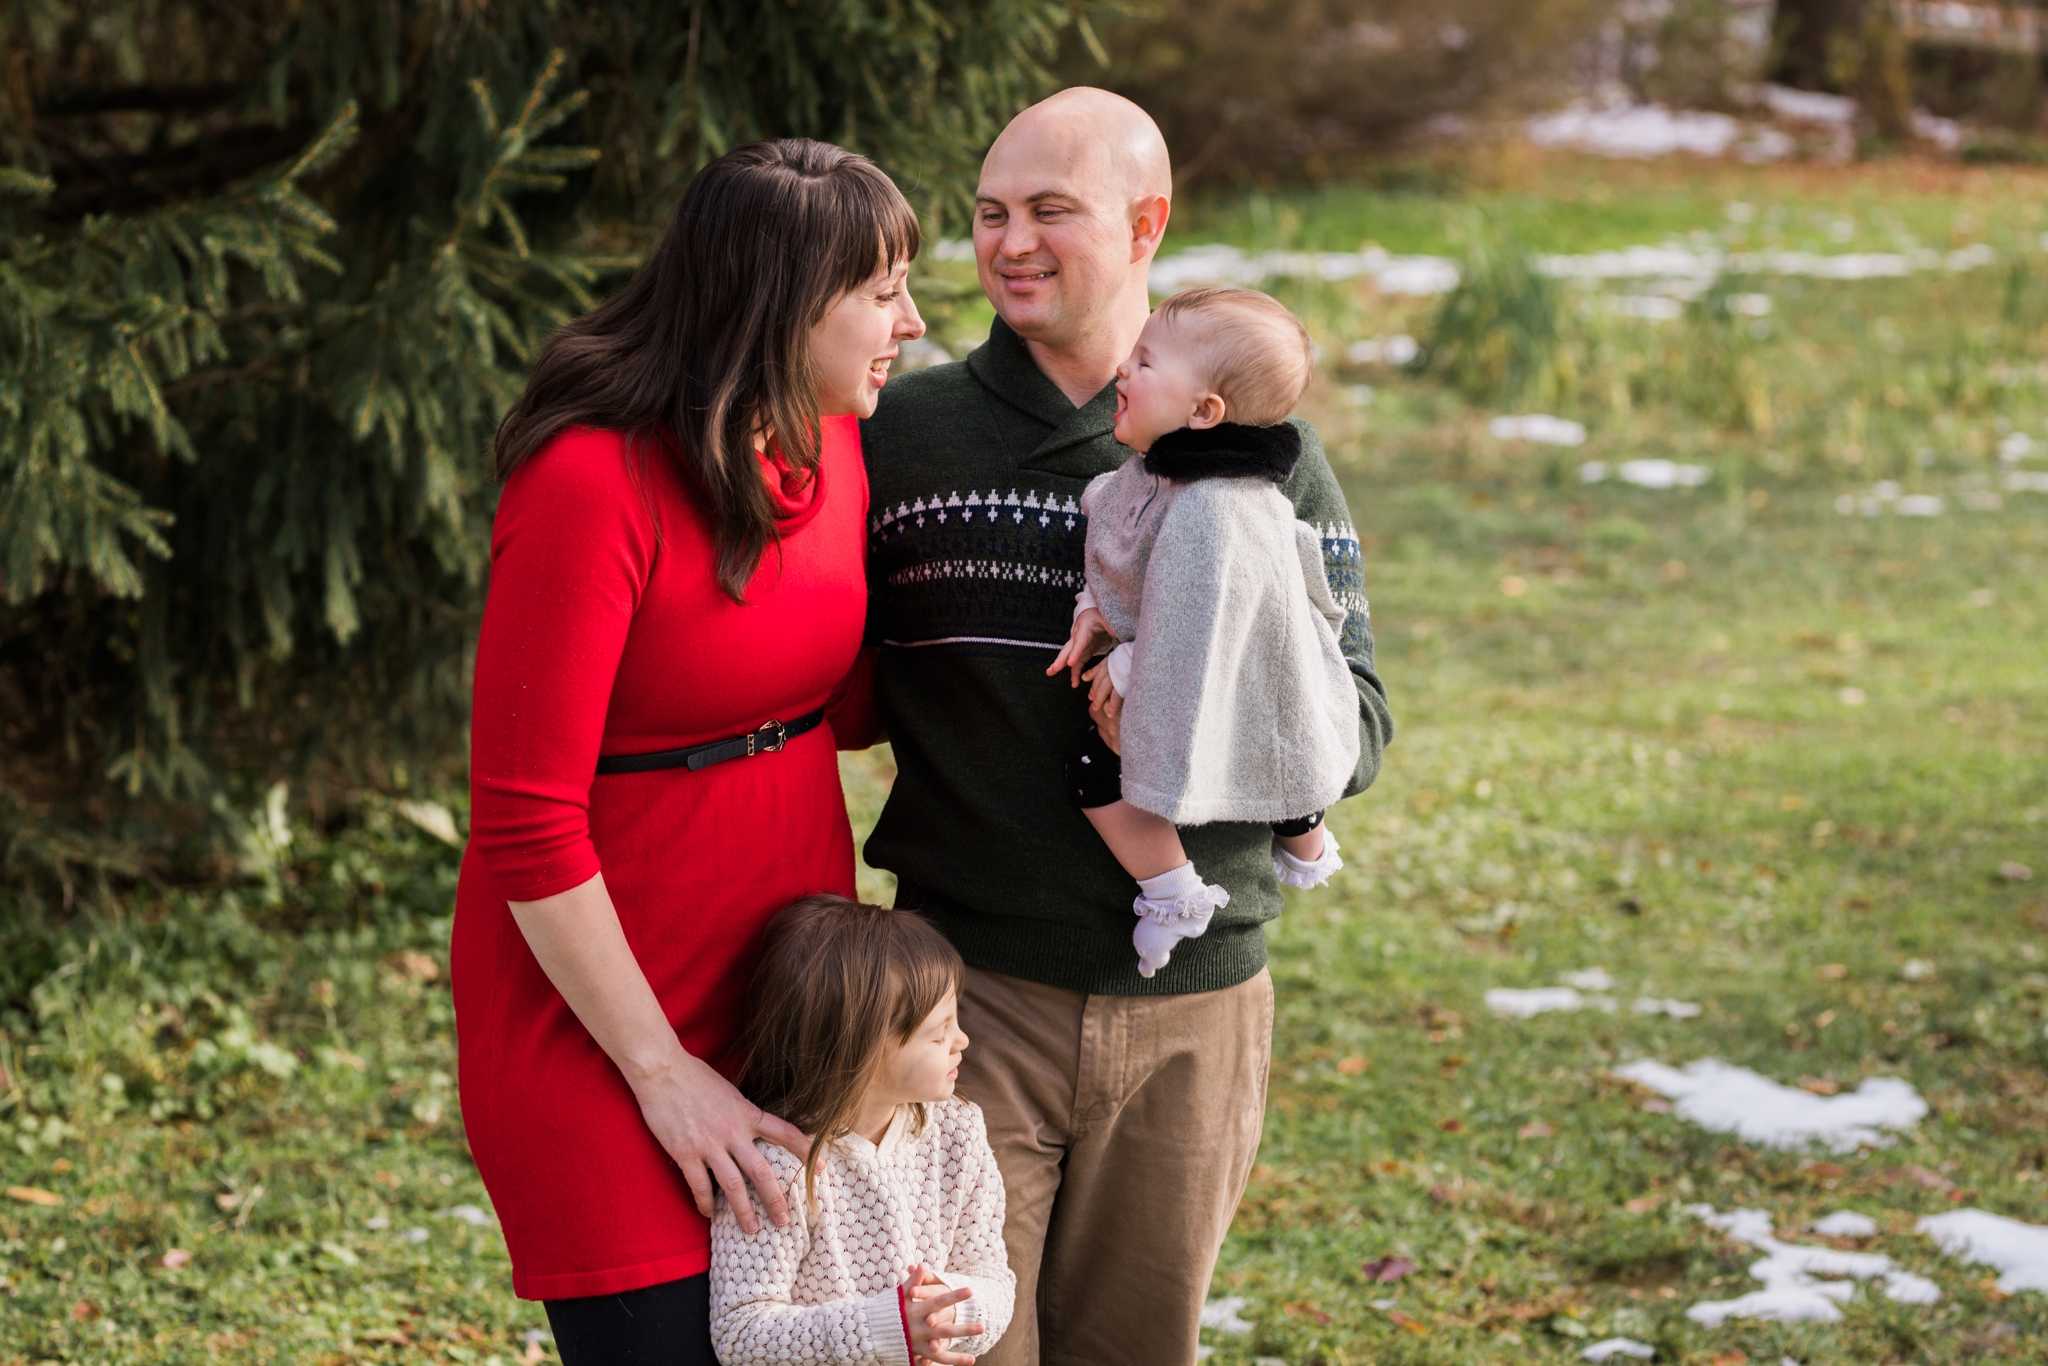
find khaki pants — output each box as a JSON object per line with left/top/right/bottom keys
{"left": 953, "top": 966, "right": 1274, "bottom": 1366}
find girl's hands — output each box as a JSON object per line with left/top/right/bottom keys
{"left": 1084, "top": 659, "right": 1123, "bottom": 754}
{"left": 629, "top": 1047, "right": 811, "bottom": 1233}
{"left": 1047, "top": 607, "right": 1113, "bottom": 687}
{"left": 903, "top": 1264, "right": 978, "bottom": 1365}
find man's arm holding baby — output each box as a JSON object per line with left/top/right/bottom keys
{"left": 1280, "top": 417, "right": 1393, "bottom": 794}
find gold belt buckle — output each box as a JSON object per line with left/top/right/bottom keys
{"left": 749, "top": 719, "right": 787, "bottom": 756}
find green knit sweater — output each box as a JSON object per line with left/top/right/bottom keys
{"left": 860, "top": 319, "right": 1393, "bottom": 995}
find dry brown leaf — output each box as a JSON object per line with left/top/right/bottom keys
{"left": 1516, "top": 1122, "right": 1553, "bottom": 1140}
{"left": 1336, "top": 1056, "right": 1368, "bottom": 1075}
{"left": 7, "top": 1186, "right": 61, "bottom": 1206}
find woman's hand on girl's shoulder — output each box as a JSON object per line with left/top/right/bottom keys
{"left": 631, "top": 1046, "right": 810, "bottom": 1234}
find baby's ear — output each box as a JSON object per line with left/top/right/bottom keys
{"left": 1188, "top": 392, "right": 1227, "bottom": 430}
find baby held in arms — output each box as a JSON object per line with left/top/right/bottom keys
{"left": 1048, "top": 287, "right": 1360, "bottom": 977}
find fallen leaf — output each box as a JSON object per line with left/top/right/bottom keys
{"left": 1624, "top": 1195, "right": 1663, "bottom": 1213}
{"left": 1283, "top": 1300, "right": 1331, "bottom": 1325}
{"left": 1517, "top": 1122, "right": 1553, "bottom": 1139}
{"left": 215, "top": 1192, "right": 241, "bottom": 1211}
{"left": 1439, "top": 1117, "right": 1465, "bottom": 1133}
{"left": 1336, "top": 1056, "right": 1368, "bottom": 1075}
{"left": 1816, "top": 963, "right": 1849, "bottom": 979}
{"left": 1388, "top": 1309, "right": 1429, "bottom": 1335}
{"left": 1500, "top": 575, "right": 1529, "bottom": 598}
{"left": 1362, "top": 1255, "right": 1417, "bottom": 1283}
{"left": 391, "top": 950, "right": 440, "bottom": 981}
{"left": 1659, "top": 558, "right": 1688, "bottom": 582}
{"left": 1800, "top": 1077, "right": 1842, "bottom": 1095}
{"left": 1949, "top": 1188, "right": 1978, "bottom": 1202}
{"left": 2000, "top": 861, "right": 2034, "bottom": 882}
{"left": 50, "top": 1157, "right": 73, "bottom": 1174}
{"left": 1814, "top": 1010, "right": 1837, "bottom": 1029}
{"left": 71, "top": 1300, "right": 100, "bottom": 1321}
{"left": 1888, "top": 1164, "right": 1953, "bottom": 1191}
{"left": 6, "top": 1186, "right": 61, "bottom": 1206}
{"left": 1709, "top": 1353, "right": 1749, "bottom": 1366}
{"left": 521, "top": 1342, "right": 545, "bottom": 1366}
{"left": 360, "top": 1330, "right": 411, "bottom": 1346}
{"left": 1640, "top": 1098, "right": 1672, "bottom": 1113}
{"left": 160, "top": 1248, "right": 192, "bottom": 1270}
{"left": 1804, "top": 1162, "right": 1848, "bottom": 1179}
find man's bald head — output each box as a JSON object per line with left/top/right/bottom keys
{"left": 984, "top": 87, "right": 1172, "bottom": 207}
{"left": 974, "top": 88, "right": 1173, "bottom": 390}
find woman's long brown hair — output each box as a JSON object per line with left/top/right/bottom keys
{"left": 491, "top": 139, "right": 919, "bottom": 599}
{"left": 736, "top": 895, "right": 964, "bottom": 1210}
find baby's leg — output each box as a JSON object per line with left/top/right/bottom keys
{"left": 1271, "top": 811, "right": 1344, "bottom": 889}
{"left": 1082, "top": 800, "right": 1188, "bottom": 880}
{"left": 1064, "top": 723, "right": 1228, "bottom": 978}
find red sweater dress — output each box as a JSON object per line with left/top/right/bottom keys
{"left": 452, "top": 419, "right": 874, "bottom": 1301}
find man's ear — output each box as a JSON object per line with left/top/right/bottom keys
{"left": 1128, "top": 193, "right": 1171, "bottom": 263}
{"left": 1187, "top": 392, "right": 1227, "bottom": 429}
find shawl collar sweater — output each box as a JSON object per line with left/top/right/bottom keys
{"left": 860, "top": 319, "right": 1393, "bottom": 995}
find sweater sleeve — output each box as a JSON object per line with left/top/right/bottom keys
{"left": 1279, "top": 417, "right": 1394, "bottom": 802}
{"left": 935, "top": 1106, "right": 1015, "bottom": 1357}
{"left": 467, "top": 432, "right": 653, "bottom": 902}
{"left": 710, "top": 1151, "right": 913, "bottom": 1366}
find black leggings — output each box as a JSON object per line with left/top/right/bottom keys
{"left": 544, "top": 1274, "right": 714, "bottom": 1366}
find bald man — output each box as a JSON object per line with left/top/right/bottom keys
{"left": 859, "top": 88, "right": 1392, "bottom": 1365}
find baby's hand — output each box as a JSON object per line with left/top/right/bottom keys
{"left": 902, "top": 1263, "right": 976, "bottom": 1365}
{"left": 1047, "top": 607, "right": 1113, "bottom": 688}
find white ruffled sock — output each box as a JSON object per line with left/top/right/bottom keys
{"left": 1131, "top": 863, "right": 1230, "bottom": 978}
{"left": 1272, "top": 828, "right": 1344, "bottom": 890}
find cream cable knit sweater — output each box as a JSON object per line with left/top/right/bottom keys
{"left": 709, "top": 1098, "right": 1013, "bottom": 1366}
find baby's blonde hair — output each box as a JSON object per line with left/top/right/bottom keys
{"left": 1152, "top": 286, "right": 1314, "bottom": 426}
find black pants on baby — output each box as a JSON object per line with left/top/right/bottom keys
{"left": 1063, "top": 723, "right": 1323, "bottom": 835}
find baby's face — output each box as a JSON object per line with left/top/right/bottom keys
{"left": 1113, "top": 313, "right": 1221, "bottom": 452}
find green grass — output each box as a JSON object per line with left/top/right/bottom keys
{"left": 7, "top": 155, "right": 2048, "bottom": 1365}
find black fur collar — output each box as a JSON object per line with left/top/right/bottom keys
{"left": 1141, "top": 422, "right": 1301, "bottom": 484}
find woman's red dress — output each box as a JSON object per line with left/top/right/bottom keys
{"left": 453, "top": 419, "right": 874, "bottom": 1301}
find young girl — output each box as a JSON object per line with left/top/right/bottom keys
{"left": 710, "top": 895, "right": 1013, "bottom": 1366}
{"left": 1048, "top": 286, "right": 1359, "bottom": 977}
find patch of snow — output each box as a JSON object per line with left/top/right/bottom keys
{"left": 927, "top": 238, "right": 976, "bottom": 262}
{"left": 895, "top": 338, "right": 952, "bottom": 371}
{"left": 1761, "top": 85, "right": 1856, "bottom": 124}
{"left": 1895, "top": 494, "right": 1944, "bottom": 516}
{"left": 1920, "top": 1209, "right": 2048, "bottom": 1294}
{"left": 1346, "top": 334, "right": 1420, "bottom": 366}
{"left": 1615, "top": 294, "right": 1685, "bottom": 321}
{"left": 1528, "top": 102, "right": 1742, "bottom": 159}
{"left": 1684, "top": 1205, "right": 1942, "bottom": 1325}
{"left": 2000, "top": 432, "right": 2036, "bottom": 462}
{"left": 2003, "top": 471, "right": 2048, "bottom": 493}
{"left": 401, "top": 1226, "right": 429, "bottom": 1243}
{"left": 1488, "top": 987, "right": 1600, "bottom": 1017}
{"left": 1147, "top": 243, "right": 1457, "bottom": 296}
{"left": 1617, "top": 459, "right": 1711, "bottom": 489}
{"left": 1901, "top": 958, "right": 1936, "bottom": 981}
{"left": 1731, "top": 293, "right": 1773, "bottom": 316}
{"left": 1583, "top": 1341, "right": 1657, "bottom": 1362}
{"left": 1201, "top": 1297, "right": 1255, "bottom": 1334}
{"left": 1912, "top": 110, "right": 1963, "bottom": 151}
{"left": 1489, "top": 414, "right": 1587, "bottom": 446}
{"left": 1580, "top": 461, "right": 1610, "bottom": 483}
{"left": 1633, "top": 998, "right": 1704, "bottom": 1018}
{"left": 1561, "top": 967, "right": 1616, "bottom": 990}
{"left": 1615, "top": 1059, "right": 1926, "bottom": 1152}
{"left": 1812, "top": 1211, "right": 1879, "bottom": 1237}
{"left": 441, "top": 1204, "right": 495, "bottom": 1226}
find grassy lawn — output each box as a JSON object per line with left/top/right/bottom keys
{"left": 6, "top": 154, "right": 2048, "bottom": 1364}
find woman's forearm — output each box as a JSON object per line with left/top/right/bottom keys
{"left": 508, "top": 872, "right": 688, "bottom": 1087}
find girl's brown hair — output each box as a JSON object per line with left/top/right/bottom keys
{"left": 736, "top": 895, "right": 964, "bottom": 1207}
{"left": 491, "top": 139, "right": 919, "bottom": 599}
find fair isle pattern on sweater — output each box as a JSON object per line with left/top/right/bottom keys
{"left": 870, "top": 486, "right": 1090, "bottom": 651}
{"left": 1311, "top": 519, "right": 1371, "bottom": 658}
{"left": 709, "top": 1098, "right": 1014, "bottom": 1366}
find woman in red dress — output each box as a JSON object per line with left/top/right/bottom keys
{"left": 452, "top": 139, "right": 924, "bottom": 1364}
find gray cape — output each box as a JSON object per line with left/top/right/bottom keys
{"left": 1081, "top": 453, "right": 1361, "bottom": 825}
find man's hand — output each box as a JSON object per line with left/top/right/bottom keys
{"left": 1048, "top": 607, "right": 1113, "bottom": 688}
{"left": 1083, "top": 658, "right": 1123, "bottom": 754}
{"left": 903, "top": 1263, "right": 977, "bottom": 1365}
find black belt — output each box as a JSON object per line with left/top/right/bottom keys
{"left": 594, "top": 708, "right": 825, "bottom": 775}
